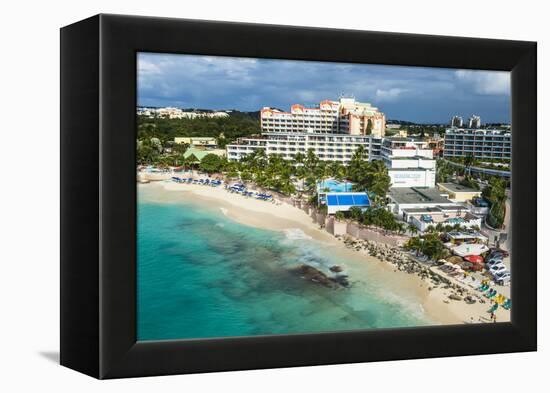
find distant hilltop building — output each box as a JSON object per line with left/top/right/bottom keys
{"left": 468, "top": 115, "right": 481, "bottom": 129}
{"left": 260, "top": 97, "right": 386, "bottom": 137}
{"left": 174, "top": 137, "right": 218, "bottom": 149}
{"left": 137, "top": 106, "right": 230, "bottom": 119}
{"left": 451, "top": 115, "right": 463, "bottom": 128}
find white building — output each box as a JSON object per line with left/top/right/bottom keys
{"left": 468, "top": 115, "right": 481, "bottom": 129}
{"left": 227, "top": 133, "right": 382, "bottom": 164}
{"left": 137, "top": 107, "right": 230, "bottom": 119}
{"left": 443, "top": 128, "right": 511, "bottom": 160}
{"left": 381, "top": 138, "right": 436, "bottom": 188}
{"left": 407, "top": 208, "right": 482, "bottom": 233}
{"left": 387, "top": 187, "right": 459, "bottom": 216}
{"left": 451, "top": 115, "right": 463, "bottom": 128}
{"left": 227, "top": 97, "right": 386, "bottom": 164}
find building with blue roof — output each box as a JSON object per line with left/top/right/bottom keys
{"left": 325, "top": 192, "right": 370, "bottom": 214}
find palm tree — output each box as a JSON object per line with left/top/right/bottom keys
{"left": 435, "top": 222, "right": 444, "bottom": 233}
{"left": 406, "top": 236, "right": 422, "bottom": 256}
{"left": 408, "top": 223, "right": 418, "bottom": 236}
{"left": 425, "top": 225, "right": 436, "bottom": 233}
{"left": 328, "top": 161, "right": 346, "bottom": 182}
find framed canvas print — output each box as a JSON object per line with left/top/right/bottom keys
{"left": 60, "top": 14, "right": 537, "bottom": 379}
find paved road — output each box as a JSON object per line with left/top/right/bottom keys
{"left": 441, "top": 158, "right": 511, "bottom": 178}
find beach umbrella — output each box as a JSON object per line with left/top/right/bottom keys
{"left": 446, "top": 256, "right": 464, "bottom": 264}
{"left": 464, "top": 255, "right": 484, "bottom": 264}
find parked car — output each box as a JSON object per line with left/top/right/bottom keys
{"left": 493, "top": 270, "right": 511, "bottom": 280}
{"left": 488, "top": 251, "right": 509, "bottom": 260}
{"left": 488, "top": 251, "right": 506, "bottom": 260}
{"left": 489, "top": 248, "right": 509, "bottom": 258}
{"left": 494, "top": 272, "right": 511, "bottom": 285}
{"left": 486, "top": 258, "right": 504, "bottom": 267}
{"left": 489, "top": 264, "right": 508, "bottom": 275}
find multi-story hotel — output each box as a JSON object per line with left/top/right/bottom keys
{"left": 381, "top": 139, "right": 436, "bottom": 188}
{"left": 227, "top": 133, "right": 383, "bottom": 164}
{"left": 260, "top": 97, "right": 386, "bottom": 137}
{"left": 226, "top": 98, "right": 438, "bottom": 187}
{"left": 443, "top": 128, "right": 512, "bottom": 161}
{"left": 227, "top": 97, "right": 386, "bottom": 164}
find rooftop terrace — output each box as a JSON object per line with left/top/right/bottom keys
{"left": 388, "top": 187, "right": 452, "bottom": 204}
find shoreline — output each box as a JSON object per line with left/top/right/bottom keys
{"left": 138, "top": 179, "right": 510, "bottom": 326}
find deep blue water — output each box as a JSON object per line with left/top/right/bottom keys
{"left": 137, "top": 187, "right": 432, "bottom": 341}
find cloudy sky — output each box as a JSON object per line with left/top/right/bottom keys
{"left": 137, "top": 52, "right": 510, "bottom": 124}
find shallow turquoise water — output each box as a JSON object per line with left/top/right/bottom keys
{"left": 137, "top": 187, "right": 432, "bottom": 341}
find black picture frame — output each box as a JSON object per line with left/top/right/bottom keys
{"left": 60, "top": 14, "right": 537, "bottom": 379}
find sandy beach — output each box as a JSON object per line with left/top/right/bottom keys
{"left": 139, "top": 179, "right": 511, "bottom": 326}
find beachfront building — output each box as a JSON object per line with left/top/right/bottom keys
{"left": 183, "top": 147, "right": 226, "bottom": 162}
{"left": 437, "top": 182, "right": 482, "bottom": 203}
{"left": 227, "top": 133, "right": 383, "bottom": 164}
{"left": 325, "top": 192, "right": 371, "bottom": 214}
{"left": 174, "top": 137, "right": 218, "bottom": 149}
{"left": 406, "top": 207, "right": 482, "bottom": 233}
{"left": 386, "top": 187, "right": 459, "bottom": 216}
{"left": 227, "top": 97, "right": 386, "bottom": 164}
{"left": 443, "top": 129, "right": 512, "bottom": 161}
{"left": 381, "top": 138, "right": 436, "bottom": 188}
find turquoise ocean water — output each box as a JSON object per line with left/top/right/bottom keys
{"left": 137, "top": 186, "right": 433, "bottom": 341}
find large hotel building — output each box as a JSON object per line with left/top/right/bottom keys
{"left": 226, "top": 97, "right": 386, "bottom": 164}
{"left": 227, "top": 97, "right": 439, "bottom": 188}
{"left": 443, "top": 128, "right": 512, "bottom": 161}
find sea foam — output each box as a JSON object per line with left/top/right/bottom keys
{"left": 283, "top": 228, "right": 312, "bottom": 240}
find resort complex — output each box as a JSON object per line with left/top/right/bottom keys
{"left": 226, "top": 97, "right": 386, "bottom": 164}
{"left": 137, "top": 96, "right": 512, "bottom": 330}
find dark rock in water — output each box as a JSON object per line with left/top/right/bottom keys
{"left": 291, "top": 264, "right": 349, "bottom": 288}
{"left": 330, "top": 274, "right": 350, "bottom": 287}
{"left": 329, "top": 265, "right": 343, "bottom": 273}
{"left": 291, "top": 264, "right": 335, "bottom": 288}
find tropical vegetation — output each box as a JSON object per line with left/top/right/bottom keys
{"left": 483, "top": 177, "right": 507, "bottom": 228}
{"left": 137, "top": 112, "right": 261, "bottom": 148}
{"left": 405, "top": 233, "right": 449, "bottom": 260}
